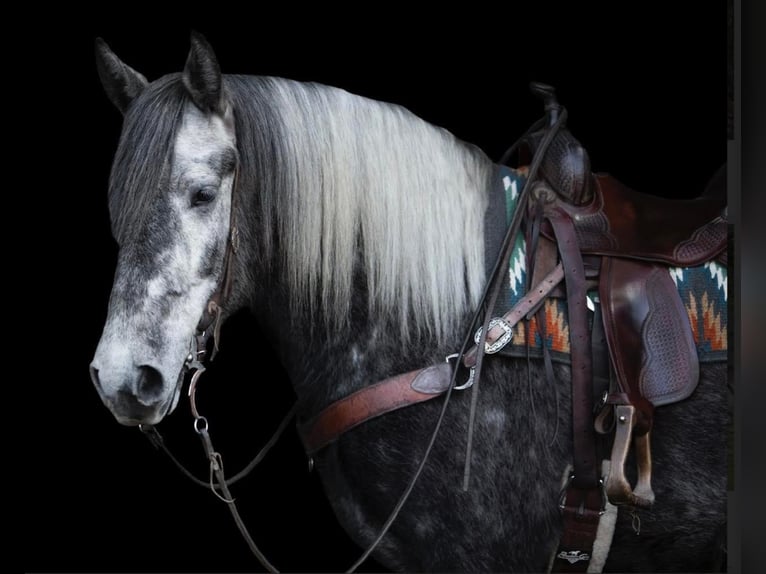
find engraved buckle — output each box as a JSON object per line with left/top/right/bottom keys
{"left": 474, "top": 317, "right": 514, "bottom": 354}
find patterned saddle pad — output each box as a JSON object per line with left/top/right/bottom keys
{"left": 495, "top": 166, "right": 727, "bottom": 365}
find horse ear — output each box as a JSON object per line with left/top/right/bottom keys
{"left": 95, "top": 38, "right": 148, "bottom": 114}
{"left": 182, "top": 31, "right": 224, "bottom": 114}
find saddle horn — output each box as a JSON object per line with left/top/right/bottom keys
{"left": 523, "top": 82, "right": 593, "bottom": 206}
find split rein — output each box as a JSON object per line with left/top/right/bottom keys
{"left": 141, "top": 320, "right": 295, "bottom": 572}
{"left": 137, "top": 103, "right": 567, "bottom": 573}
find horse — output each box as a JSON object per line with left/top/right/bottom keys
{"left": 89, "top": 33, "right": 729, "bottom": 572}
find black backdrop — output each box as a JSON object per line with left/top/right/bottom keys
{"left": 28, "top": 6, "right": 728, "bottom": 573}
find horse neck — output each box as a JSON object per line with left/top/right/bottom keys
{"left": 243, "top": 263, "right": 476, "bottom": 417}
{"left": 225, "top": 76, "right": 495, "bottom": 414}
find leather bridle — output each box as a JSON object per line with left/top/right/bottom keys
{"left": 139, "top": 164, "right": 295, "bottom": 572}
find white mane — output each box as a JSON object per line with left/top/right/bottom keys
{"left": 242, "top": 77, "right": 494, "bottom": 341}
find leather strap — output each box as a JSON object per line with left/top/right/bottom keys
{"left": 197, "top": 426, "right": 280, "bottom": 573}
{"left": 296, "top": 260, "right": 565, "bottom": 457}
{"left": 548, "top": 211, "right": 604, "bottom": 573}
{"left": 548, "top": 212, "right": 599, "bottom": 489}
{"left": 554, "top": 487, "right": 604, "bottom": 572}
{"left": 141, "top": 404, "right": 296, "bottom": 491}
{"left": 297, "top": 250, "right": 560, "bottom": 455}
{"left": 462, "top": 263, "right": 565, "bottom": 368}
{"left": 298, "top": 363, "right": 452, "bottom": 454}
{"left": 194, "top": 166, "right": 241, "bottom": 356}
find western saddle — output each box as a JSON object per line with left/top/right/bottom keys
{"left": 515, "top": 83, "right": 726, "bottom": 507}
{"left": 464, "top": 83, "right": 726, "bottom": 571}
{"left": 299, "top": 83, "right": 727, "bottom": 571}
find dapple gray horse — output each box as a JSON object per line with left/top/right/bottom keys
{"left": 90, "top": 34, "right": 728, "bottom": 571}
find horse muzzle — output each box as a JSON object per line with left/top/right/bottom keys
{"left": 90, "top": 362, "right": 182, "bottom": 426}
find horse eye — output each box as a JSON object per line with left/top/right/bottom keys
{"left": 191, "top": 186, "right": 216, "bottom": 207}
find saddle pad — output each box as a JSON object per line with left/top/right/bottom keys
{"left": 494, "top": 166, "right": 727, "bottom": 364}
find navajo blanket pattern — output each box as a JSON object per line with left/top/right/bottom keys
{"left": 498, "top": 166, "right": 727, "bottom": 364}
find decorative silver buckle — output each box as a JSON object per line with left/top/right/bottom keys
{"left": 474, "top": 317, "right": 514, "bottom": 354}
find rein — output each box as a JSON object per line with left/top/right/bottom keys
{"left": 139, "top": 87, "right": 567, "bottom": 572}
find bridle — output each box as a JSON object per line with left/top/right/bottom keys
{"left": 139, "top": 162, "right": 297, "bottom": 571}
{"left": 138, "top": 84, "right": 568, "bottom": 573}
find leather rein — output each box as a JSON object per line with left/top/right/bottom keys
{"left": 138, "top": 98, "right": 568, "bottom": 573}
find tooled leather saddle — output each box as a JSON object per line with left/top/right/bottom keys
{"left": 455, "top": 85, "right": 728, "bottom": 573}
{"left": 516, "top": 84, "right": 726, "bottom": 513}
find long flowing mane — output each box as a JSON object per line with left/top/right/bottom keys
{"left": 109, "top": 74, "right": 494, "bottom": 342}
{"left": 226, "top": 75, "right": 494, "bottom": 341}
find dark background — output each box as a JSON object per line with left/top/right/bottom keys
{"left": 27, "top": 6, "right": 729, "bottom": 573}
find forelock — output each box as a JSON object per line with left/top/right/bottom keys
{"left": 108, "top": 74, "right": 189, "bottom": 242}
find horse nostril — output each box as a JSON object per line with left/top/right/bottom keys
{"left": 90, "top": 365, "right": 102, "bottom": 391}
{"left": 136, "top": 365, "right": 164, "bottom": 404}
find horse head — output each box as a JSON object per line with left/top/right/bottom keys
{"left": 90, "top": 33, "right": 236, "bottom": 425}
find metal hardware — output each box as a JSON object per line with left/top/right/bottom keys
{"left": 474, "top": 317, "right": 514, "bottom": 354}
{"left": 445, "top": 353, "right": 475, "bottom": 390}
